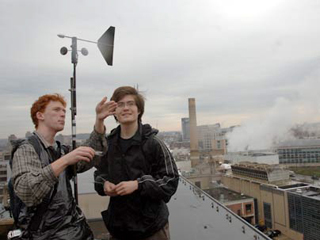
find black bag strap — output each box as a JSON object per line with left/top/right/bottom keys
{"left": 7, "top": 178, "right": 23, "bottom": 227}
{"left": 27, "top": 135, "right": 43, "bottom": 159}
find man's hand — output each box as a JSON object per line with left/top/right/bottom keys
{"left": 95, "top": 97, "right": 117, "bottom": 133}
{"left": 51, "top": 146, "right": 95, "bottom": 177}
{"left": 115, "top": 180, "right": 138, "bottom": 196}
{"left": 96, "top": 97, "right": 117, "bottom": 121}
{"left": 62, "top": 146, "right": 95, "bottom": 165}
{"left": 104, "top": 181, "right": 118, "bottom": 196}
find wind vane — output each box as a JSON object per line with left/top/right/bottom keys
{"left": 58, "top": 26, "right": 115, "bottom": 204}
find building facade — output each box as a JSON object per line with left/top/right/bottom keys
{"left": 276, "top": 139, "right": 320, "bottom": 166}
{"left": 181, "top": 118, "right": 190, "bottom": 142}
{"left": 221, "top": 161, "right": 320, "bottom": 240}
{"left": 197, "top": 124, "right": 220, "bottom": 152}
{"left": 287, "top": 186, "right": 320, "bottom": 240}
{"left": 222, "top": 174, "right": 306, "bottom": 240}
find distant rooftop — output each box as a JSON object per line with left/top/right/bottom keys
{"left": 204, "top": 187, "right": 253, "bottom": 203}
{"left": 227, "top": 150, "right": 277, "bottom": 156}
{"left": 225, "top": 151, "right": 279, "bottom": 165}
{"left": 278, "top": 183, "right": 309, "bottom": 190}
{"left": 287, "top": 185, "right": 320, "bottom": 200}
{"left": 232, "top": 162, "right": 283, "bottom": 172}
{"left": 277, "top": 138, "right": 320, "bottom": 148}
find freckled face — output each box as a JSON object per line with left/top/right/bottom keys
{"left": 38, "top": 101, "right": 66, "bottom": 132}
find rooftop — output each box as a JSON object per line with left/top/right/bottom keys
{"left": 277, "top": 138, "right": 320, "bottom": 148}
{"left": 232, "top": 162, "right": 285, "bottom": 173}
{"left": 167, "top": 177, "right": 271, "bottom": 240}
{"left": 287, "top": 185, "right": 320, "bottom": 200}
{"left": 204, "top": 187, "right": 253, "bottom": 203}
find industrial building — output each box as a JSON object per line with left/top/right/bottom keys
{"left": 222, "top": 160, "right": 320, "bottom": 240}
{"left": 276, "top": 139, "right": 320, "bottom": 166}
{"left": 286, "top": 186, "right": 320, "bottom": 240}
{"left": 231, "top": 162, "right": 290, "bottom": 184}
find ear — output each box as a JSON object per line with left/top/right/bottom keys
{"left": 36, "top": 111, "right": 45, "bottom": 121}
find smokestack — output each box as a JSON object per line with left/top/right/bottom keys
{"left": 188, "top": 98, "right": 200, "bottom": 167}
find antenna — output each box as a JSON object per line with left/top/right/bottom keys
{"left": 58, "top": 27, "right": 115, "bottom": 204}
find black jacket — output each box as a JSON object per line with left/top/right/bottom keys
{"left": 94, "top": 124, "right": 179, "bottom": 240}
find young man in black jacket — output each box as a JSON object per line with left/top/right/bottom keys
{"left": 93, "top": 86, "right": 179, "bottom": 240}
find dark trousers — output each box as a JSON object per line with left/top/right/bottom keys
{"left": 110, "top": 222, "right": 170, "bottom": 240}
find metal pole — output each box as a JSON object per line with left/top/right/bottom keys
{"left": 70, "top": 37, "right": 79, "bottom": 204}
{"left": 70, "top": 75, "right": 78, "bottom": 204}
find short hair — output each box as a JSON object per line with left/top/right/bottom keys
{"left": 30, "top": 94, "right": 66, "bottom": 128}
{"left": 110, "top": 86, "right": 145, "bottom": 122}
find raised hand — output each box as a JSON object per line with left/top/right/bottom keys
{"left": 95, "top": 97, "right": 117, "bottom": 134}
{"left": 96, "top": 97, "right": 117, "bottom": 121}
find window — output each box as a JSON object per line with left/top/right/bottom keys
{"left": 263, "top": 202, "right": 272, "bottom": 229}
{"left": 288, "top": 194, "right": 303, "bottom": 233}
{"left": 245, "top": 204, "right": 252, "bottom": 213}
{"left": 217, "top": 141, "right": 221, "bottom": 149}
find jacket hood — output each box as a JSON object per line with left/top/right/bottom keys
{"left": 141, "top": 123, "right": 158, "bottom": 138}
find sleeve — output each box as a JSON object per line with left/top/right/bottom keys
{"left": 137, "top": 136, "right": 179, "bottom": 203}
{"left": 77, "top": 127, "right": 108, "bottom": 173}
{"left": 11, "top": 144, "right": 58, "bottom": 207}
{"left": 94, "top": 169, "right": 108, "bottom": 196}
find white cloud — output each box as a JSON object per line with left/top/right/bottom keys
{"left": 1, "top": 0, "right": 320, "bottom": 138}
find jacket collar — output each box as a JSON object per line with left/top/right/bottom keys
{"left": 34, "top": 131, "right": 59, "bottom": 150}
{"left": 108, "top": 122, "right": 157, "bottom": 145}
{"left": 108, "top": 123, "right": 142, "bottom": 145}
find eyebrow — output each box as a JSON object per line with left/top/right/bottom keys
{"left": 54, "top": 107, "right": 66, "bottom": 111}
{"left": 118, "top": 100, "right": 135, "bottom": 103}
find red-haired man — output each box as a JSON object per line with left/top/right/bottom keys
{"left": 11, "top": 94, "right": 102, "bottom": 240}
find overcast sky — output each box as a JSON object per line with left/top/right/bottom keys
{"left": 1, "top": 0, "right": 320, "bottom": 143}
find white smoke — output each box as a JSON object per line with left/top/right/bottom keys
{"left": 227, "top": 71, "right": 320, "bottom": 152}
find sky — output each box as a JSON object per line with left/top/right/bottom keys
{"left": 1, "top": 0, "right": 320, "bottom": 148}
